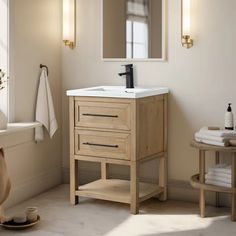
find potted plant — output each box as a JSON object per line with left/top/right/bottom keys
{"left": 0, "top": 69, "right": 8, "bottom": 130}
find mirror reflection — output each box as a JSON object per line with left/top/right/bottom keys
{"left": 103, "top": 0, "right": 165, "bottom": 60}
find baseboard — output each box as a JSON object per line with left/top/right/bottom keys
{"left": 4, "top": 166, "right": 62, "bottom": 209}
{"left": 62, "top": 167, "right": 231, "bottom": 207}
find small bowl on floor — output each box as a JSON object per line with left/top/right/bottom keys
{"left": 1, "top": 215, "right": 40, "bottom": 230}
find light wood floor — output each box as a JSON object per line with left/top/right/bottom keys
{"left": 1, "top": 185, "right": 235, "bottom": 236}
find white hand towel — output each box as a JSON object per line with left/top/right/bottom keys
{"left": 195, "top": 132, "right": 228, "bottom": 143}
{"left": 205, "top": 179, "right": 231, "bottom": 188}
{"left": 199, "top": 127, "right": 236, "bottom": 138}
{"left": 205, "top": 173, "right": 231, "bottom": 184}
{"left": 35, "top": 69, "right": 58, "bottom": 142}
{"left": 195, "top": 137, "right": 228, "bottom": 147}
{"left": 208, "top": 164, "right": 231, "bottom": 175}
{"left": 206, "top": 171, "right": 231, "bottom": 179}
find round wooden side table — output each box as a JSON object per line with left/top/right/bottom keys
{"left": 191, "top": 140, "right": 236, "bottom": 221}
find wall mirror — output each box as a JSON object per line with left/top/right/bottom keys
{"left": 102, "top": 0, "right": 166, "bottom": 61}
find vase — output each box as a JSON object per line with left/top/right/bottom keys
{"left": 0, "top": 110, "right": 7, "bottom": 130}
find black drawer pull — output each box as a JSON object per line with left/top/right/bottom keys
{"left": 82, "top": 113, "right": 118, "bottom": 118}
{"left": 83, "top": 142, "right": 119, "bottom": 148}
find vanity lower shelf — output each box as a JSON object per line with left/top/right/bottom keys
{"left": 76, "top": 179, "right": 164, "bottom": 204}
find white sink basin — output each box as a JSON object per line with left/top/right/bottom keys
{"left": 66, "top": 86, "right": 169, "bottom": 99}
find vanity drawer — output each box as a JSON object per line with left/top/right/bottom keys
{"left": 74, "top": 129, "right": 131, "bottom": 160}
{"left": 74, "top": 101, "right": 131, "bottom": 131}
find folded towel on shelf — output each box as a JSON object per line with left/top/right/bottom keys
{"left": 195, "top": 132, "right": 228, "bottom": 143}
{"left": 194, "top": 127, "right": 236, "bottom": 147}
{"left": 206, "top": 171, "right": 231, "bottom": 179}
{"left": 205, "top": 173, "right": 231, "bottom": 184}
{"left": 195, "top": 137, "right": 228, "bottom": 147}
{"left": 35, "top": 68, "right": 58, "bottom": 142}
{"left": 199, "top": 127, "right": 236, "bottom": 138}
{"left": 208, "top": 164, "right": 231, "bottom": 175}
{"left": 203, "top": 164, "right": 232, "bottom": 188}
{"left": 205, "top": 179, "right": 231, "bottom": 188}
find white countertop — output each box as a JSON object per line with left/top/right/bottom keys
{"left": 67, "top": 86, "right": 169, "bottom": 99}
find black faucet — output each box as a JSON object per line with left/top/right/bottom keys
{"left": 118, "top": 64, "right": 134, "bottom": 89}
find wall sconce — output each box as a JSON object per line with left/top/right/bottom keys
{"left": 181, "top": 0, "right": 193, "bottom": 49}
{"left": 63, "top": 0, "right": 76, "bottom": 49}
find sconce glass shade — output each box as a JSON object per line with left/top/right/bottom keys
{"left": 63, "top": 0, "right": 76, "bottom": 49}
{"left": 182, "top": 0, "right": 191, "bottom": 35}
{"left": 181, "top": 0, "right": 193, "bottom": 48}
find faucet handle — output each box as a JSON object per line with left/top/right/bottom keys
{"left": 122, "top": 64, "right": 133, "bottom": 68}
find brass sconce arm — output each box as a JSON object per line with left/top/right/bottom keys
{"left": 63, "top": 40, "right": 75, "bottom": 49}
{"left": 182, "top": 35, "right": 193, "bottom": 49}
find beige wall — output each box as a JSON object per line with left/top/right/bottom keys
{"left": 62, "top": 0, "right": 236, "bottom": 197}
{"left": 1, "top": 0, "right": 62, "bottom": 208}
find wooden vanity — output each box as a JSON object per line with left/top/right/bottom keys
{"left": 69, "top": 93, "right": 168, "bottom": 214}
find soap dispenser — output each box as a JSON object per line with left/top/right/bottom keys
{"left": 225, "top": 103, "right": 234, "bottom": 130}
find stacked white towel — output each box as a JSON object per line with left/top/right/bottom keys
{"left": 205, "top": 164, "right": 231, "bottom": 188}
{"left": 195, "top": 127, "right": 236, "bottom": 147}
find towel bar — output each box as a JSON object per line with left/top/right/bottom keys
{"left": 40, "top": 64, "right": 49, "bottom": 76}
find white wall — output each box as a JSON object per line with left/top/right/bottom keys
{"left": 1, "top": 0, "right": 62, "bottom": 208}
{"left": 61, "top": 0, "right": 236, "bottom": 201}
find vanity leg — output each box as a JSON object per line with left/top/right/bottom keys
{"left": 159, "top": 155, "right": 168, "bottom": 201}
{"left": 199, "top": 150, "right": 206, "bottom": 218}
{"left": 101, "top": 161, "right": 109, "bottom": 179}
{"left": 159, "top": 94, "right": 168, "bottom": 201}
{"left": 231, "top": 153, "right": 236, "bottom": 221}
{"left": 69, "top": 97, "right": 78, "bottom": 205}
{"left": 70, "top": 156, "right": 79, "bottom": 205}
{"left": 215, "top": 152, "right": 220, "bottom": 207}
{"left": 130, "top": 162, "right": 139, "bottom": 214}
